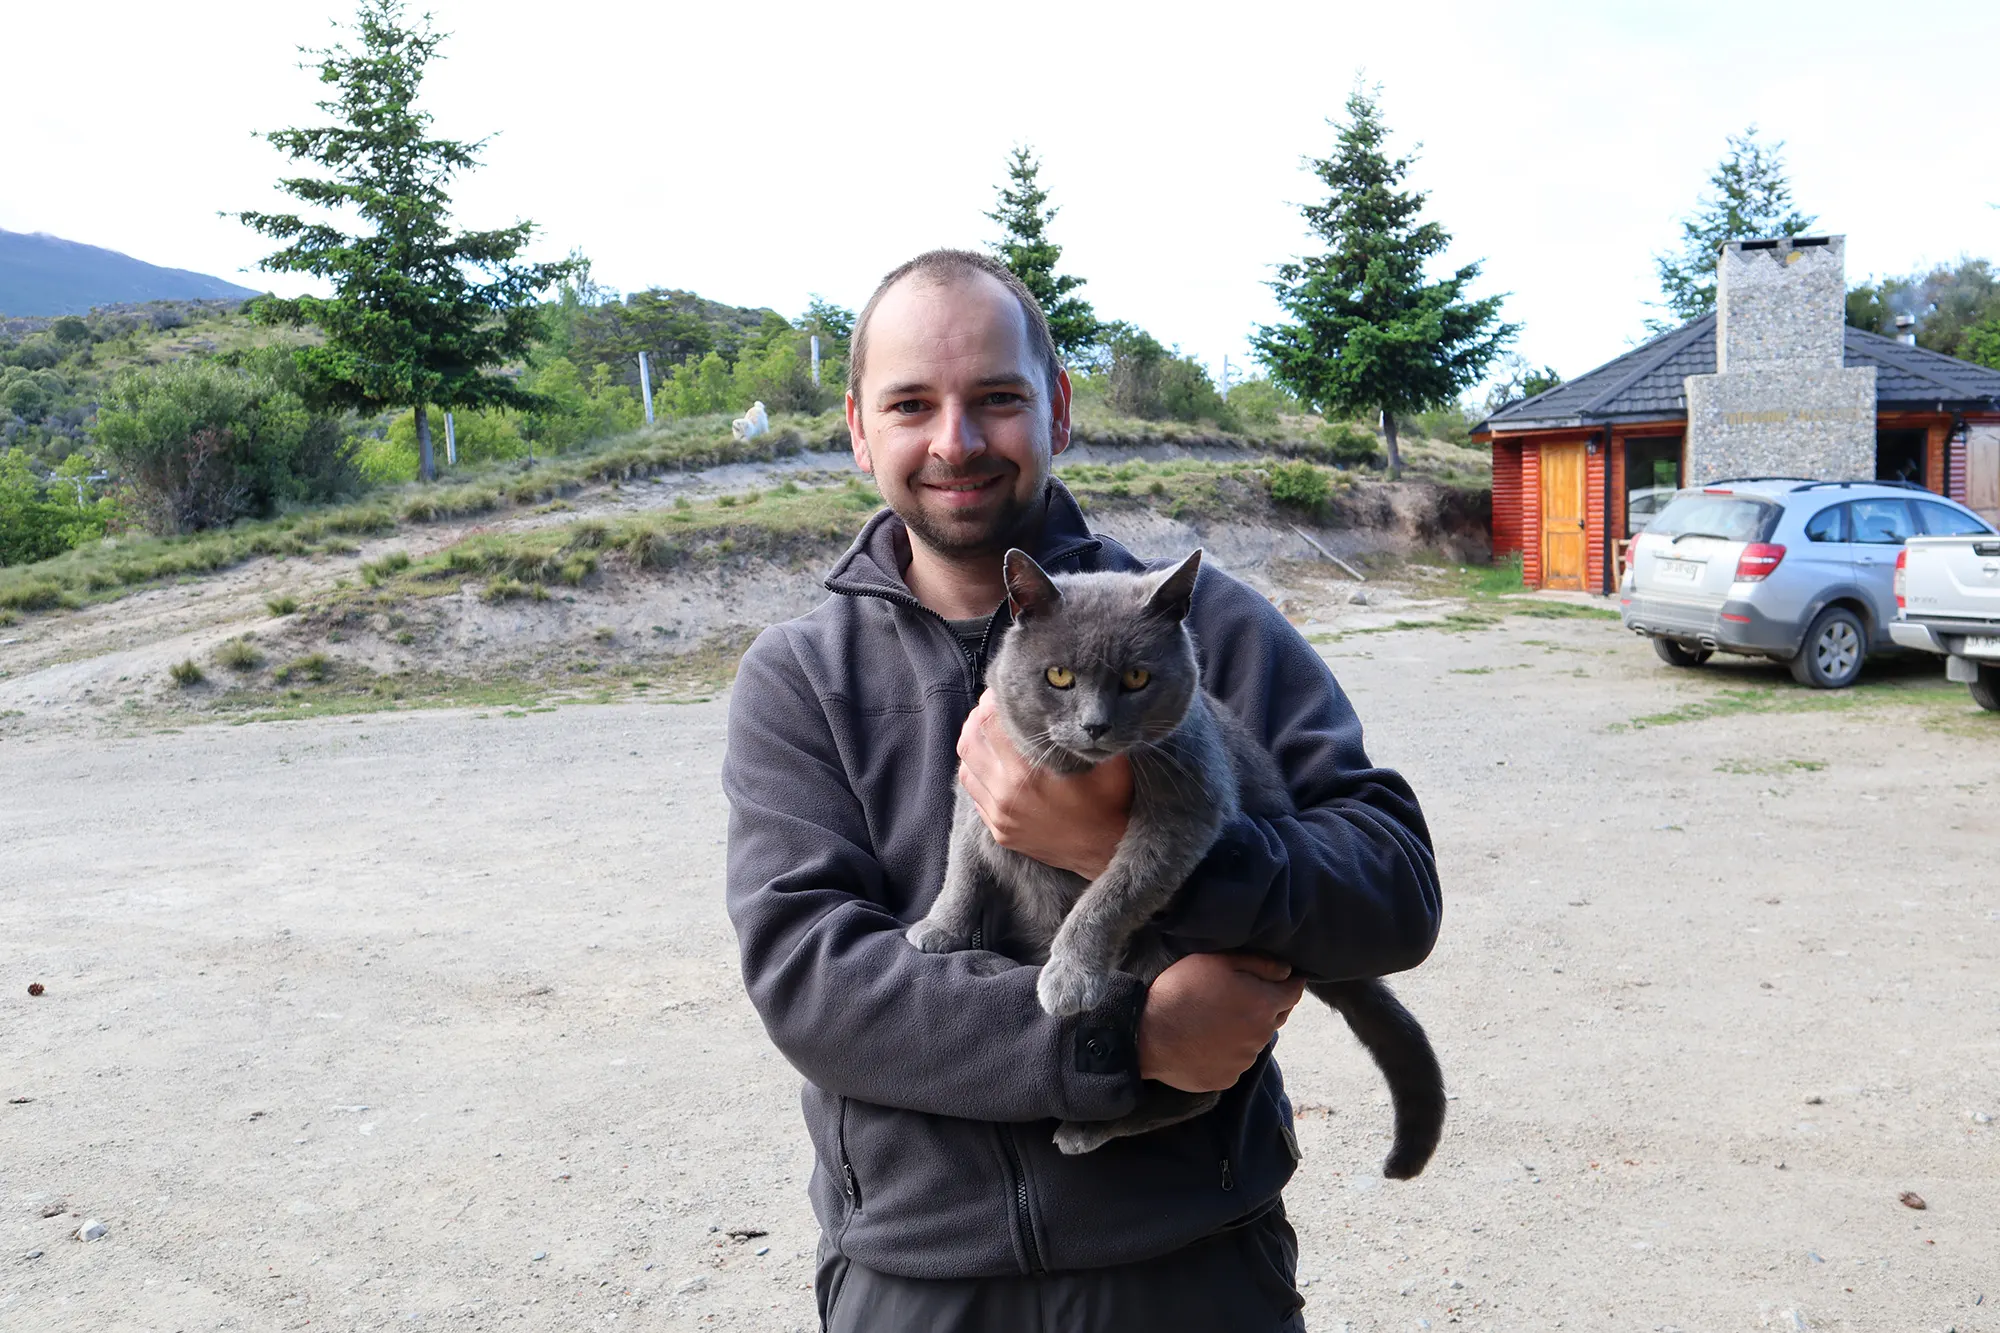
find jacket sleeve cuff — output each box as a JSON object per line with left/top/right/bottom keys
{"left": 1062, "top": 970, "right": 1146, "bottom": 1121}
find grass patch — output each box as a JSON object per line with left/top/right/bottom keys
{"left": 483, "top": 578, "right": 551, "bottom": 603}
{"left": 214, "top": 637, "right": 264, "bottom": 672}
{"left": 360, "top": 550, "right": 413, "bottom": 585}
{"left": 1615, "top": 675, "right": 1967, "bottom": 732}
{"left": 168, "top": 658, "right": 204, "bottom": 687}
{"left": 273, "top": 651, "right": 332, "bottom": 684}
{"left": 266, "top": 594, "right": 300, "bottom": 616}
{"left": 1715, "top": 757, "right": 1828, "bottom": 775}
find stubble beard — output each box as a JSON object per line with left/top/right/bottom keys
{"left": 876, "top": 449, "right": 1052, "bottom": 561}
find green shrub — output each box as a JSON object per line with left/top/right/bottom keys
{"left": 360, "top": 406, "right": 527, "bottom": 484}
{"left": 94, "top": 360, "right": 359, "bottom": 534}
{"left": 168, "top": 658, "right": 204, "bottom": 687}
{"left": 266, "top": 594, "right": 299, "bottom": 616}
{"left": 1225, "top": 377, "right": 1298, "bottom": 426}
{"left": 215, "top": 637, "right": 264, "bottom": 671}
{"left": 518, "top": 356, "right": 643, "bottom": 453}
{"left": 1268, "top": 460, "right": 1332, "bottom": 509}
{"left": 1319, "top": 424, "right": 1381, "bottom": 468}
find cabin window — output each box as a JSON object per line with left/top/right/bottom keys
{"left": 1624, "top": 436, "right": 1682, "bottom": 536}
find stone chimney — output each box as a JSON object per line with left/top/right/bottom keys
{"left": 1684, "top": 235, "right": 1876, "bottom": 483}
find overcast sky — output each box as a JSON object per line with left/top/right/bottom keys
{"left": 10, "top": 0, "right": 2000, "bottom": 391}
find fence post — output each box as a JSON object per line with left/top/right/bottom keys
{"left": 445, "top": 412, "right": 457, "bottom": 466}
{"left": 811, "top": 335, "right": 821, "bottom": 387}
{"left": 639, "top": 351, "right": 655, "bottom": 425}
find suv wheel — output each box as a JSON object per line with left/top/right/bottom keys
{"left": 1971, "top": 664, "right": 2000, "bottom": 713}
{"left": 1653, "top": 637, "right": 1712, "bottom": 668}
{"left": 1788, "top": 606, "right": 1866, "bottom": 688}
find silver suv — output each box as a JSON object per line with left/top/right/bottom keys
{"left": 1620, "top": 478, "right": 1996, "bottom": 688}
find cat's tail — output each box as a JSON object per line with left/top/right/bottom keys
{"left": 1307, "top": 978, "right": 1446, "bottom": 1180}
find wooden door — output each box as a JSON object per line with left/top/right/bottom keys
{"left": 1970, "top": 426, "right": 2000, "bottom": 525}
{"left": 1540, "top": 441, "right": 1587, "bottom": 590}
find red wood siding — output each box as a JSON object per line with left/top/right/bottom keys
{"left": 1491, "top": 443, "right": 1524, "bottom": 556}
{"left": 1608, "top": 437, "right": 1627, "bottom": 541}
{"left": 1950, "top": 428, "right": 1969, "bottom": 504}
{"left": 1585, "top": 441, "right": 1608, "bottom": 593}
{"left": 1927, "top": 423, "right": 1948, "bottom": 495}
{"left": 1521, "top": 443, "right": 1543, "bottom": 587}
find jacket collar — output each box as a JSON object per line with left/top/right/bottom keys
{"left": 823, "top": 478, "right": 1103, "bottom": 605}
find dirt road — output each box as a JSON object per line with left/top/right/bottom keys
{"left": 3, "top": 613, "right": 1995, "bottom": 1331}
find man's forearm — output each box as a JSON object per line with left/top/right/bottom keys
{"left": 733, "top": 876, "right": 1144, "bottom": 1122}
{"left": 1167, "top": 798, "right": 1440, "bottom": 982}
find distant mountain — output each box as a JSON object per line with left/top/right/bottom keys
{"left": 0, "top": 229, "right": 262, "bottom": 317}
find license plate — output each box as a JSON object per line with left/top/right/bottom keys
{"left": 1656, "top": 559, "right": 1703, "bottom": 584}
{"left": 1964, "top": 635, "right": 2000, "bottom": 658}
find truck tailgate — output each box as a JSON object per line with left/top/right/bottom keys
{"left": 1903, "top": 535, "right": 2000, "bottom": 623}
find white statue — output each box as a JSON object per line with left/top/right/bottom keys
{"left": 731, "top": 401, "right": 770, "bottom": 441}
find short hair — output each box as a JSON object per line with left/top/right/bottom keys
{"left": 847, "top": 249, "right": 1063, "bottom": 403}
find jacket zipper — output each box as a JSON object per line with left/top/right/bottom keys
{"left": 998, "top": 1126, "right": 1044, "bottom": 1273}
{"left": 836, "top": 1096, "right": 861, "bottom": 1210}
{"left": 829, "top": 536, "right": 1095, "bottom": 1277}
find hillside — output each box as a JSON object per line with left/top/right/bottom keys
{"left": 0, "top": 229, "right": 262, "bottom": 316}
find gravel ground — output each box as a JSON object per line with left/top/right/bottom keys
{"left": 3, "top": 613, "right": 1995, "bottom": 1331}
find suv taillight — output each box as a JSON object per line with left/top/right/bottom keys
{"left": 1734, "top": 543, "right": 1786, "bottom": 582}
{"left": 1894, "top": 549, "right": 1907, "bottom": 610}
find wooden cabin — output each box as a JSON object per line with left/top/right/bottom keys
{"left": 1474, "top": 314, "right": 2000, "bottom": 592}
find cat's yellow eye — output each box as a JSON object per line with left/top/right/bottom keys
{"left": 1121, "top": 668, "right": 1151, "bottom": 690}
{"left": 1045, "top": 666, "right": 1075, "bottom": 689}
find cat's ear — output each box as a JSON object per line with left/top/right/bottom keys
{"left": 1143, "top": 549, "right": 1202, "bottom": 622}
{"left": 1004, "top": 548, "right": 1064, "bottom": 621}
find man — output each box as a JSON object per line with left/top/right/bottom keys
{"left": 723, "top": 250, "right": 1439, "bottom": 1331}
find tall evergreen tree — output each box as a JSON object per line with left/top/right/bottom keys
{"left": 237, "top": 0, "right": 578, "bottom": 482}
{"left": 986, "top": 146, "right": 1101, "bottom": 361}
{"left": 1254, "top": 87, "right": 1515, "bottom": 478}
{"left": 1653, "top": 127, "right": 1816, "bottom": 326}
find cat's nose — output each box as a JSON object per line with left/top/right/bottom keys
{"left": 1081, "top": 722, "right": 1111, "bottom": 741}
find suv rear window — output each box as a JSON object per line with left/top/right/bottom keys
{"left": 1915, "top": 499, "right": 1993, "bottom": 536}
{"left": 1643, "top": 493, "right": 1777, "bottom": 543}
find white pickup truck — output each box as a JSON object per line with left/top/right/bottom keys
{"left": 1891, "top": 534, "right": 2000, "bottom": 711}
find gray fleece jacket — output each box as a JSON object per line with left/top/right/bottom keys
{"left": 722, "top": 481, "right": 1440, "bottom": 1281}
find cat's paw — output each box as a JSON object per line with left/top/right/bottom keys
{"left": 1037, "top": 955, "right": 1109, "bottom": 1017}
{"left": 1053, "top": 1120, "right": 1115, "bottom": 1156}
{"left": 905, "top": 918, "right": 965, "bottom": 954}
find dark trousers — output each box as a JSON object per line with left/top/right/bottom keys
{"left": 817, "top": 1204, "right": 1306, "bottom": 1332}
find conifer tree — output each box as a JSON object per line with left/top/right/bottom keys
{"left": 986, "top": 146, "right": 1101, "bottom": 361}
{"left": 1254, "top": 87, "right": 1514, "bottom": 478}
{"left": 1653, "top": 127, "right": 1816, "bottom": 326}
{"left": 237, "top": 0, "right": 577, "bottom": 481}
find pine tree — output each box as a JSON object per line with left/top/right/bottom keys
{"left": 986, "top": 147, "right": 1101, "bottom": 361}
{"left": 1653, "top": 127, "right": 1817, "bottom": 325}
{"left": 237, "top": 0, "right": 578, "bottom": 482}
{"left": 1253, "top": 87, "right": 1515, "bottom": 478}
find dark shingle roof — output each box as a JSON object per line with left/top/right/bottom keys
{"left": 1479, "top": 314, "right": 2000, "bottom": 432}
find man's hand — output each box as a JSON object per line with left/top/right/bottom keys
{"left": 957, "top": 690, "right": 1131, "bottom": 880}
{"left": 1139, "top": 954, "right": 1304, "bottom": 1093}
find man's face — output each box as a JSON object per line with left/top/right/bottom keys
{"left": 846, "top": 272, "right": 1071, "bottom": 559}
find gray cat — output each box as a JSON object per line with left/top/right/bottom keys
{"left": 907, "top": 548, "right": 1445, "bottom": 1174}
